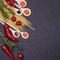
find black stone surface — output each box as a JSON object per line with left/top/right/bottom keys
{"left": 0, "top": 0, "right": 60, "bottom": 60}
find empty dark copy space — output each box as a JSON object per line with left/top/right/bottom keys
{"left": 0, "top": 0, "right": 60, "bottom": 60}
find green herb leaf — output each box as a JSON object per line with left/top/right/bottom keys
{"left": 0, "top": 6, "right": 9, "bottom": 19}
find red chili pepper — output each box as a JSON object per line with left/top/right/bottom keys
{"left": 1, "top": 44, "right": 15, "bottom": 60}
{"left": 5, "top": 0, "right": 15, "bottom": 7}
{"left": 3, "top": 24, "right": 19, "bottom": 42}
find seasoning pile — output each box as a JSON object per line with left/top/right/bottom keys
{"left": 0, "top": 0, "right": 34, "bottom": 60}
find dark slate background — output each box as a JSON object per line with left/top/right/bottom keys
{"left": 0, "top": 0, "right": 60, "bottom": 60}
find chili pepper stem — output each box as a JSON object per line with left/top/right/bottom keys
{"left": 4, "top": 18, "right": 7, "bottom": 24}
{"left": 0, "top": 43, "right": 2, "bottom": 47}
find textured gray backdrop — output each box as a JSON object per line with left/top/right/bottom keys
{"left": 0, "top": 0, "right": 60, "bottom": 60}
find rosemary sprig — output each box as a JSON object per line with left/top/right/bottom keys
{"left": 0, "top": 1, "right": 7, "bottom": 7}
{"left": 0, "top": 6, "right": 9, "bottom": 19}
{"left": 0, "top": 32, "right": 23, "bottom": 51}
{"left": 0, "top": 0, "right": 15, "bottom": 15}
{"left": 6, "top": 7, "right": 15, "bottom": 15}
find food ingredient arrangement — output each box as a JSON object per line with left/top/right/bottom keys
{"left": 0, "top": 0, "right": 35, "bottom": 60}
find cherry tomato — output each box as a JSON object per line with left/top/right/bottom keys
{"left": 17, "top": 53, "right": 24, "bottom": 59}
{"left": 16, "top": 21, "right": 22, "bottom": 26}
{"left": 11, "top": 16, "right": 16, "bottom": 22}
